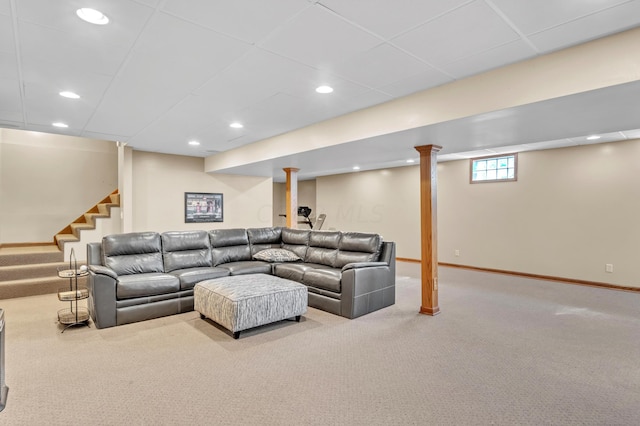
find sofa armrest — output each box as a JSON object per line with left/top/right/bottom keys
{"left": 341, "top": 261, "right": 387, "bottom": 272}
{"left": 87, "top": 267, "right": 118, "bottom": 329}
{"left": 89, "top": 265, "right": 118, "bottom": 279}
{"left": 340, "top": 264, "right": 395, "bottom": 319}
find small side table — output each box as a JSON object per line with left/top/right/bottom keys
{"left": 57, "top": 248, "right": 90, "bottom": 332}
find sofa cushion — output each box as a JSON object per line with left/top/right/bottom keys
{"left": 169, "top": 267, "right": 229, "bottom": 290}
{"left": 281, "top": 228, "right": 310, "bottom": 259}
{"left": 304, "top": 231, "right": 341, "bottom": 266}
{"left": 218, "top": 261, "right": 272, "bottom": 276}
{"left": 247, "top": 227, "right": 282, "bottom": 255}
{"left": 334, "top": 232, "right": 383, "bottom": 268}
{"left": 253, "top": 248, "right": 300, "bottom": 263}
{"left": 274, "top": 263, "right": 313, "bottom": 282}
{"left": 116, "top": 273, "right": 180, "bottom": 299}
{"left": 309, "top": 231, "right": 341, "bottom": 248}
{"left": 303, "top": 268, "right": 342, "bottom": 293}
{"left": 103, "top": 232, "right": 164, "bottom": 275}
{"left": 162, "top": 230, "right": 212, "bottom": 272}
{"left": 209, "top": 229, "right": 251, "bottom": 266}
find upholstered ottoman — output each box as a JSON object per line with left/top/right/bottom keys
{"left": 194, "top": 274, "right": 308, "bottom": 339}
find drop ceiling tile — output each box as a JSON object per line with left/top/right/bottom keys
{"left": 440, "top": 39, "right": 536, "bottom": 79}
{"left": 129, "top": 100, "right": 230, "bottom": 149}
{"left": 341, "top": 89, "right": 394, "bottom": 113}
{"left": 0, "top": 77, "right": 22, "bottom": 122}
{"left": 279, "top": 70, "right": 370, "bottom": 105}
{"left": 18, "top": 22, "right": 129, "bottom": 76}
{"left": 0, "top": 0, "right": 10, "bottom": 15}
{"left": 25, "top": 123, "right": 82, "bottom": 137}
{"left": 21, "top": 58, "right": 112, "bottom": 105}
{"left": 378, "top": 68, "right": 453, "bottom": 98}
{"left": 16, "top": 0, "right": 154, "bottom": 48}
{"left": 0, "top": 14, "right": 14, "bottom": 53}
{"left": 320, "top": 0, "right": 472, "bottom": 39}
{"left": 162, "top": 0, "right": 310, "bottom": 44}
{"left": 0, "top": 51, "right": 17, "bottom": 79}
{"left": 128, "top": 13, "right": 252, "bottom": 92}
{"left": 489, "top": 0, "right": 631, "bottom": 35}
{"left": 133, "top": 0, "right": 161, "bottom": 8}
{"left": 23, "top": 83, "right": 99, "bottom": 127}
{"left": 528, "top": 1, "right": 640, "bottom": 52}
{"left": 261, "top": 5, "right": 382, "bottom": 69}
{"left": 235, "top": 92, "right": 330, "bottom": 138}
{"left": 84, "top": 79, "right": 186, "bottom": 136}
{"left": 195, "top": 48, "right": 317, "bottom": 115}
{"left": 392, "top": 1, "right": 520, "bottom": 67}
{"left": 191, "top": 125, "right": 254, "bottom": 152}
{"left": 331, "top": 43, "right": 435, "bottom": 89}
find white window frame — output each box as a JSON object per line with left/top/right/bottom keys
{"left": 470, "top": 153, "right": 518, "bottom": 183}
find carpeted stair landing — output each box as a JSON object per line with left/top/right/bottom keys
{"left": 0, "top": 246, "right": 85, "bottom": 299}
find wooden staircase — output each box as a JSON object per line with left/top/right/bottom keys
{"left": 54, "top": 190, "right": 120, "bottom": 250}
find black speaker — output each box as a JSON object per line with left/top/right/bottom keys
{"left": 0, "top": 309, "right": 8, "bottom": 411}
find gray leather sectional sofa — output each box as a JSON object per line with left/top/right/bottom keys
{"left": 87, "top": 227, "right": 396, "bottom": 329}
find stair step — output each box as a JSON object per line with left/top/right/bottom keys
{"left": 0, "top": 261, "right": 69, "bottom": 281}
{"left": 0, "top": 247, "right": 63, "bottom": 267}
{"left": 70, "top": 223, "right": 95, "bottom": 237}
{"left": 55, "top": 234, "right": 79, "bottom": 251}
{"left": 0, "top": 276, "right": 88, "bottom": 299}
{"left": 98, "top": 203, "right": 112, "bottom": 216}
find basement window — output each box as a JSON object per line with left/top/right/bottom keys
{"left": 470, "top": 153, "right": 517, "bottom": 183}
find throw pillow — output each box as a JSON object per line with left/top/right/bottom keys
{"left": 253, "top": 248, "right": 301, "bottom": 263}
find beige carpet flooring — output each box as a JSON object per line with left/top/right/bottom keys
{"left": 0, "top": 265, "right": 639, "bottom": 425}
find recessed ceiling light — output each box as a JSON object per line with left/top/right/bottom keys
{"left": 352, "top": 166, "right": 360, "bottom": 171}
{"left": 59, "top": 91, "right": 80, "bottom": 99}
{"left": 406, "top": 159, "right": 415, "bottom": 163}
{"left": 229, "top": 122, "right": 243, "bottom": 129}
{"left": 586, "top": 135, "right": 601, "bottom": 140}
{"left": 316, "top": 85, "right": 334, "bottom": 94}
{"left": 52, "top": 122, "right": 68, "bottom": 128}
{"left": 76, "top": 8, "right": 109, "bottom": 25}
{"left": 188, "top": 140, "right": 200, "bottom": 146}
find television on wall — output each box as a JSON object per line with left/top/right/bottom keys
{"left": 184, "top": 192, "right": 223, "bottom": 223}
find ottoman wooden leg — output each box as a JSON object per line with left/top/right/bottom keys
{"left": 295, "top": 315, "right": 301, "bottom": 322}
{"left": 200, "top": 313, "right": 205, "bottom": 319}
{"left": 233, "top": 331, "right": 240, "bottom": 339}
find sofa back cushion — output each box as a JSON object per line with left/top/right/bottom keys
{"left": 334, "top": 232, "right": 383, "bottom": 268}
{"left": 247, "top": 227, "right": 282, "bottom": 256}
{"left": 161, "top": 230, "right": 212, "bottom": 272}
{"left": 209, "top": 228, "right": 251, "bottom": 266}
{"left": 102, "top": 232, "right": 164, "bottom": 275}
{"left": 305, "top": 231, "right": 341, "bottom": 266}
{"left": 281, "top": 228, "right": 310, "bottom": 259}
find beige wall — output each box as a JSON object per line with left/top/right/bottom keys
{"left": 132, "top": 151, "right": 273, "bottom": 232}
{"left": 317, "top": 140, "right": 640, "bottom": 288}
{"left": 0, "top": 129, "right": 118, "bottom": 243}
{"left": 272, "top": 180, "right": 317, "bottom": 228}
{"left": 317, "top": 167, "right": 419, "bottom": 257}
{"left": 438, "top": 139, "right": 640, "bottom": 287}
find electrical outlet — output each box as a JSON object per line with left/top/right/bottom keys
{"left": 605, "top": 264, "right": 614, "bottom": 273}
{"left": 454, "top": 249, "right": 460, "bottom": 257}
